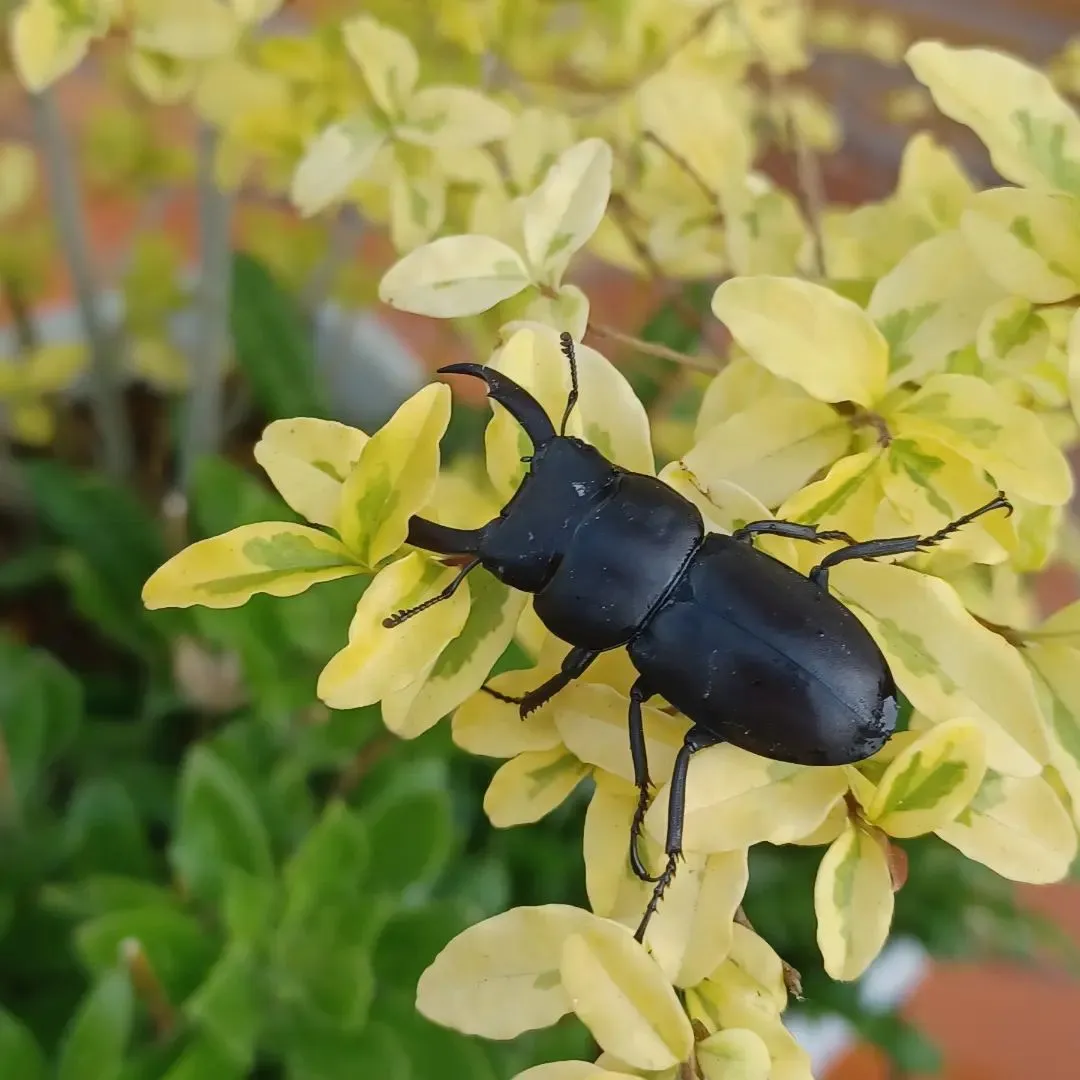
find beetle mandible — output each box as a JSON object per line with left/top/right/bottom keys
{"left": 383, "top": 332, "right": 1012, "bottom": 942}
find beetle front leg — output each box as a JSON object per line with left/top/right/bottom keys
{"left": 482, "top": 645, "right": 600, "bottom": 718}
{"left": 732, "top": 519, "right": 855, "bottom": 546}
{"left": 627, "top": 678, "right": 661, "bottom": 883}
{"left": 634, "top": 725, "right": 724, "bottom": 943}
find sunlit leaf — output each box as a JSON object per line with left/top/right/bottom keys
{"left": 697, "top": 1028, "right": 772, "bottom": 1080}
{"left": 484, "top": 748, "right": 590, "bottom": 826}
{"left": 291, "top": 115, "right": 387, "bottom": 217}
{"left": 342, "top": 15, "right": 419, "bottom": 117}
{"left": 398, "top": 87, "right": 513, "bottom": 148}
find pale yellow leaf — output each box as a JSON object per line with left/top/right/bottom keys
{"left": 644, "top": 744, "right": 847, "bottom": 853}
{"left": 519, "top": 284, "right": 591, "bottom": 341}
{"left": 511, "top": 1064, "right": 640, "bottom": 1080}
{"left": 523, "top": 138, "right": 613, "bottom": 285}
{"left": 415, "top": 904, "right": 603, "bottom": 1038}
{"left": 960, "top": 188, "right": 1080, "bottom": 303}
{"left": 711, "top": 276, "right": 888, "bottom": 407}
{"left": 697, "top": 1029, "right": 772, "bottom": 1080}
{"left": 11, "top": 0, "right": 93, "bottom": 90}
{"left": 132, "top": 0, "right": 239, "bottom": 59}
{"left": 398, "top": 86, "right": 513, "bottom": 148}
{"left": 559, "top": 920, "right": 694, "bottom": 1070}
{"left": 814, "top": 819, "right": 894, "bottom": 981}
{"left": 336, "top": 382, "right": 451, "bottom": 567}
{"left": 725, "top": 924, "right": 788, "bottom": 1011}
{"left": 253, "top": 418, "right": 368, "bottom": 528}
{"left": 484, "top": 748, "right": 590, "bottom": 826}
{"left": 316, "top": 553, "right": 468, "bottom": 709}
{"left": 1023, "top": 641, "right": 1080, "bottom": 828}
{"left": 896, "top": 131, "right": 976, "bottom": 231}
{"left": 832, "top": 561, "right": 1051, "bottom": 775}
{"left": 583, "top": 773, "right": 645, "bottom": 921}
{"left": 451, "top": 666, "right": 563, "bottom": 758}
{"left": 388, "top": 162, "right": 446, "bottom": 252}
{"left": 906, "top": 41, "right": 1080, "bottom": 197}
{"left": 682, "top": 397, "right": 851, "bottom": 510}
{"left": 694, "top": 354, "right": 804, "bottom": 442}
{"left": 291, "top": 115, "right": 387, "bottom": 217}
{"left": 936, "top": 770, "right": 1077, "bottom": 882}
{"left": 342, "top": 15, "right": 418, "bottom": 118}
{"left": 0, "top": 142, "right": 37, "bottom": 218}
{"left": 379, "top": 234, "right": 531, "bottom": 317}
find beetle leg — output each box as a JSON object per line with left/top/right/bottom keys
{"left": 634, "top": 726, "right": 724, "bottom": 943}
{"left": 481, "top": 646, "right": 600, "bottom": 718}
{"left": 382, "top": 558, "right": 481, "bottom": 628}
{"left": 627, "top": 678, "right": 662, "bottom": 882}
{"left": 731, "top": 519, "right": 856, "bottom": 546}
{"left": 809, "top": 491, "right": 1013, "bottom": 589}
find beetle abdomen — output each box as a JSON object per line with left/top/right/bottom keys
{"left": 629, "top": 533, "right": 898, "bottom": 765}
{"left": 532, "top": 471, "right": 705, "bottom": 651}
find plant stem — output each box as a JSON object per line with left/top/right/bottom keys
{"left": 586, "top": 320, "right": 718, "bottom": 373}
{"left": 179, "top": 122, "right": 234, "bottom": 493}
{"left": 301, "top": 204, "right": 364, "bottom": 316}
{"left": 31, "top": 88, "right": 133, "bottom": 479}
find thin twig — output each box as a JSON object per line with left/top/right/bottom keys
{"left": 31, "top": 88, "right": 133, "bottom": 479}
{"left": 587, "top": 320, "right": 718, "bottom": 373}
{"left": 300, "top": 204, "right": 364, "bottom": 316}
{"left": 179, "top": 122, "right": 234, "bottom": 492}
{"left": 642, "top": 129, "right": 719, "bottom": 208}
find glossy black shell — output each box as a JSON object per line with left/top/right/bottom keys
{"left": 478, "top": 435, "right": 898, "bottom": 767}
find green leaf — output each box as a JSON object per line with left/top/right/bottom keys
{"left": 55, "top": 970, "right": 134, "bottom": 1080}
{"left": 39, "top": 876, "right": 182, "bottom": 921}
{"left": 75, "top": 907, "right": 217, "bottom": 1002}
{"left": 222, "top": 869, "right": 278, "bottom": 947}
{"left": 281, "top": 1019, "right": 410, "bottom": 1080}
{"left": 191, "top": 455, "right": 300, "bottom": 538}
{"left": 184, "top": 945, "right": 261, "bottom": 1069}
{"left": 281, "top": 800, "right": 369, "bottom": 922}
{"left": 230, "top": 252, "right": 327, "bottom": 421}
{"left": 363, "top": 783, "right": 454, "bottom": 893}
{"left": 0, "top": 1008, "right": 46, "bottom": 1080}
{"left": 160, "top": 1036, "right": 246, "bottom": 1080}
{"left": 170, "top": 746, "right": 274, "bottom": 903}
{"left": 66, "top": 780, "right": 152, "bottom": 878}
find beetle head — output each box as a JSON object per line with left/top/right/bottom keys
{"left": 438, "top": 363, "right": 556, "bottom": 450}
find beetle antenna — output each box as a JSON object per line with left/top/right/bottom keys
{"left": 558, "top": 331, "right": 580, "bottom": 436}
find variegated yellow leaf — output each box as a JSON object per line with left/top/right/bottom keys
{"left": 291, "top": 116, "right": 387, "bottom": 217}
{"left": 644, "top": 744, "right": 847, "bottom": 853}
{"left": 336, "top": 383, "right": 450, "bottom": 567}
{"left": 682, "top": 397, "right": 851, "bottom": 510}
{"left": 814, "top": 819, "right": 894, "bottom": 981}
{"left": 1069, "top": 307, "right": 1080, "bottom": 426}
{"left": 398, "top": 86, "right": 512, "bottom": 148}
{"left": 484, "top": 748, "right": 590, "bottom": 826}
{"left": 519, "top": 283, "right": 591, "bottom": 341}
{"left": 132, "top": 0, "right": 239, "bottom": 59}
{"left": 253, "top": 418, "right": 368, "bottom": 528}
{"left": 868, "top": 229, "right": 1007, "bottom": 386}
{"left": 697, "top": 1028, "right": 772, "bottom": 1080}
{"left": 382, "top": 572, "right": 527, "bottom": 738}
{"left": 712, "top": 276, "right": 888, "bottom": 407}
{"left": 960, "top": 188, "right": 1080, "bottom": 303}
{"left": 552, "top": 683, "right": 687, "bottom": 787}
{"left": 379, "top": 234, "right": 532, "bottom": 317}
{"left": 644, "top": 848, "right": 749, "bottom": 988}
{"left": 725, "top": 924, "right": 788, "bottom": 1011}
{"left": 907, "top": 41, "right": 1080, "bottom": 197}
{"left": 317, "top": 553, "right": 468, "bottom": 709}
{"left": 559, "top": 919, "right": 694, "bottom": 1070}
{"left": 10, "top": 0, "right": 95, "bottom": 90}
{"left": 341, "top": 15, "right": 418, "bottom": 118}
{"left": 936, "top": 770, "right": 1077, "bottom": 882}
{"left": 895, "top": 131, "right": 976, "bottom": 231}
{"left": 893, "top": 372, "right": 1073, "bottom": 505}
{"left": 723, "top": 180, "right": 808, "bottom": 279}
{"left": 451, "top": 669, "right": 562, "bottom": 758}
{"left": 977, "top": 296, "right": 1051, "bottom": 372}
{"left": 523, "top": 139, "right": 612, "bottom": 285}
{"left": 142, "top": 523, "right": 363, "bottom": 610}
{"left": 388, "top": 165, "right": 446, "bottom": 252}
{"left": 511, "top": 1064, "right": 640, "bottom": 1080}
{"left": 1023, "top": 641, "right": 1080, "bottom": 827}
{"left": 867, "top": 718, "right": 987, "bottom": 837}
{"left": 415, "top": 904, "right": 603, "bottom": 1038}
{"left": 695, "top": 354, "right": 805, "bottom": 443}
{"left": 583, "top": 773, "right": 646, "bottom": 921}
{"left": 832, "top": 561, "right": 1051, "bottom": 775}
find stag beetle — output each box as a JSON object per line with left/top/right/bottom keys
{"left": 384, "top": 333, "right": 1011, "bottom": 941}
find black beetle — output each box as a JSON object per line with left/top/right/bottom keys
{"left": 384, "top": 333, "right": 1011, "bottom": 941}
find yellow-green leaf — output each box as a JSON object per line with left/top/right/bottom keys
{"left": 0, "top": 142, "right": 37, "bottom": 218}
{"left": 697, "top": 1029, "right": 772, "bottom": 1080}
{"left": 141, "top": 523, "right": 363, "bottom": 610}
{"left": 906, "top": 41, "right": 1080, "bottom": 197}
{"left": 895, "top": 131, "right": 976, "bottom": 231}
{"left": 523, "top": 138, "right": 613, "bottom": 285}
{"left": 484, "top": 748, "right": 590, "bottom": 826}
{"left": 814, "top": 819, "right": 894, "bottom": 981}
{"left": 519, "top": 284, "right": 591, "bottom": 341}
{"left": 415, "top": 904, "right": 602, "bottom": 1038}
{"left": 681, "top": 397, "right": 851, "bottom": 510}
{"left": 316, "top": 552, "right": 469, "bottom": 709}
{"left": 867, "top": 718, "right": 987, "bottom": 837}
{"left": 382, "top": 571, "right": 527, "bottom": 738}
{"left": 252, "top": 418, "right": 368, "bottom": 528}
{"left": 832, "top": 561, "right": 1051, "bottom": 775}
{"left": 644, "top": 744, "right": 847, "bottom": 853}
{"left": 711, "top": 276, "right": 888, "bottom": 407}
{"left": 10, "top": 0, "right": 94, "bottom": 90}
{"left": 18, "top": 342, "right": 88, "bottom": 393}
{"left": 694, "top": 354, "right": 805, "bottom": 442}
{"left": 960, "top": 188, "right": 1080, "bottom": 303}
{"left": 341, "top": 15, "right": 418, "bottom": 118}
{"left": 559, "top": 919, "right": 694, "bottom": 1070}
{"left": 336, "top": 382, "right": 450, "bottom": 566}
{"left": 1024, "top": 641, "right": 1080, "bottom": 827}
{"left": 976, "top": 296, "right": 1051, "bottom": 372}
{"left": 290, "top": 115, "right": 387, "bottom": 217}
{"left": 398, "top": 86, "right": 513, "bottom": 148}
{"left": 936, "top": 770, "right": 1077, "bottom": 882}
{"left": 388, "top": 165, "right": 446, "bottom": 252}
{"left": 379, "top": 234, "right": 531, "bottom": 317}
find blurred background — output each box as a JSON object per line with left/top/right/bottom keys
{"left": 2, "top": 1, "right": 1080, "bottom": 1079}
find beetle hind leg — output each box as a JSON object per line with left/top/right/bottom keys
{"left": 634, "top": 725, "right": 724, "bottom": 943}
{"left": 628, "top": 678, "right": 662, "bottom": 882}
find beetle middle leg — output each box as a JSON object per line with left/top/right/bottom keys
{"left": 482, "top": 645, "right": 600, "bottom": 718}
{"left": 634, "top": 725, "right": 724, "bottom": 943}
{"left": 808, "top": 491, "right": 1013, "bottom": 589}
{"left": 732, "top": 519, "right": 856, "bottom": 546}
